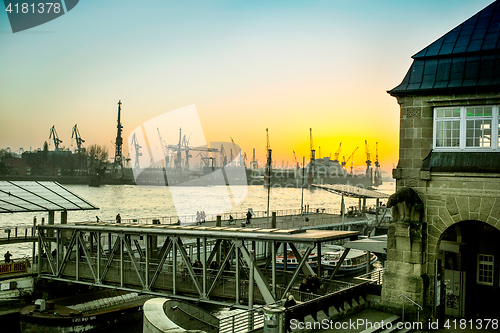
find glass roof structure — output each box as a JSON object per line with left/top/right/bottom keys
{"left": 0, "top": 181, "right": 98, "bottom": 213}
{"left": 311, "top": 184, "right": 390, "bottom": 199}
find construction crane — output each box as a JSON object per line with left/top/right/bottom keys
{"left": 293, "top": 151, "right": 298, "bottom": 169}
{"left": 229, "top": 137, "right": 243, "bottom": 166}
{"left": 130, "top": 133, "right": 142, "bottom": 170}
{"left": 49, "top": 126, "right": 63, "bottom": 152}
{"left": 251, "top": 148, "right": 258, "bottom": 169}
{"left": 333, "top": 143, "right": 342, "bottom": 162}
{"left": 220, "top": 144, "right": 227, "bottom": 167}
{"left": 309, "top": 128, "right": 315, "bottom": 162}
{"left": 365, "top": 140, "right": 372, "bottom": 177}
{"left": 374, "top": 142, "right": 382, "bottom": 186}
{"left": 114, "top": 101, "right": 124, "bottom": 174}
{"left": 342, "top": 147, "right": 358, "bottom": 174}
{"left": 157, "top": 128, "right": 169, "bottom": 167}
{"left": 181, "top": 134, "right": 193, "bottom": 169}
{"left": 265, "top": 128, "right": 272, "bottom": 187}
{"left": 71, "top": 124, "right": 85, "bottom": 153}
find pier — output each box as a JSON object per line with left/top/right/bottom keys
{"left": 37, "top": 222, "right": 361, "bottom": 308}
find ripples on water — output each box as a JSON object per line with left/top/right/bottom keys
{"left": 0, "top": 183, "right": 395, "bottom": 258}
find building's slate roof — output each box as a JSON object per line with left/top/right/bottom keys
{"left": 390, "top": 1, "right": 500, "bottom": 94}
{"left": 421, "top": 151, "right": 500, "bottom": 173}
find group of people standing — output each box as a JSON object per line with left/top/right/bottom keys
{"left": 195, "top": 211, "right": 206, "bottom": 224}
{"left": 298, "top": 274, "right": 320, "bottom": 295}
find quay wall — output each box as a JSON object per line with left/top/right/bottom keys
{"left": 383, "top": 91, "right": 500, "bottom": 320}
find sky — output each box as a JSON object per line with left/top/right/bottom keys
{"left": 0, "top": 0, "right": 495, "bottom": 176}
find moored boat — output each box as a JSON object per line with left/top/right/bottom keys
{"left": 321, "top": 245, "right": 377, "bottom": 276}
{"left": 275, "top": 249, "right": 318, "bottom": 270}
{"left": 19, "top": 290, "right": 151, "bottom": 333}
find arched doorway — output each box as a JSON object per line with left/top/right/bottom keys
{"left": 437, "top": 220, "right": 500, "bottom": 319}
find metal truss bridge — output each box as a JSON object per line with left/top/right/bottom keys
{"left": 37, "top": 223, "right": 359, "bottom": 308}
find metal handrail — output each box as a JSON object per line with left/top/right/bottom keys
{"left": 354, "top": 268, "right": 385, "bottom": 285}
{"left": 398, "top": 294, "right": 422, "bottom": 323}
{"left": 219, "top": 306, "right": 265, "bottom": 333}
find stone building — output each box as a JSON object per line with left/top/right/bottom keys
{"left": 382, "top": 1, "right": 500, "bottom": 321}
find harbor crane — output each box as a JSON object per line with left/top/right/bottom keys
{"left": 163, "top": 127, "right": 217, "bottom": 171}
{"left": 309, "top": 128, "right": 315, "bottom": 162}
{"left": 374, "top": 142, "right": 382, "bottom": 186}
{"left": 71, "top": 124, "right": 85, "bottom": 153}
{"left": 114, "top": 100, "right": 124, "bottom": 177}
{"left": 49, "top": 125, "right": 63, "bottom": 152}
{"left": 220, "top": 144, "right": 227, "bottom": 167}
{"left": 230, "top": 137, "right": 243, "bottom": 167}
{"left": 365, "top": 140, "right": 372, "bottom": 177}
{"left": 157, "top": 128, "right": 170, "bottom": 167}
{"left": 182, "top": 134, "right": 192, "bottom": 169}
{"left": 293, "top": 150, "right": 298, "bottom": 169}
{"left": 251, "top": 148, "right": 258, "bottom": 169}
{"left": 333, "top": 143, "right": 342, "bottom": 162}
{"left": 342, "top": 147, "right": 358, "bottom": 175}
{"left": 308, "top": 128, "right": 315, "bottom": 184}
{"left": 265, "top": 128, "right": 272, "bottom": 186}
{"left": 130, "top": 133, "right": 142, "bottom": 170}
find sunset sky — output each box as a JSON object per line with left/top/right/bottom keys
{"left": 0, "top": 0, "right": 494, "bottom": 176}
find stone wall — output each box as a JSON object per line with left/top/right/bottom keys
{"left": 383, "top": 91, "right": 500, "bottom": 320}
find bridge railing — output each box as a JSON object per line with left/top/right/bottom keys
{"left": 354, "top": 268, "right": 385, "bottom": 285}
{"left": 91, "top": 207, "right": 338, "bottom": 225}
{"left": 219, "top": 306, "right": 265, "bottom": 333}
{"left": 0, "top": 226, "right": 37, "bottom": 240}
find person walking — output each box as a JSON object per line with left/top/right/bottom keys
{"left": 116, "top": 214, "right": 121, "bottom": 223}
{"left": 4, "top": 251, "right": 12, "bottom": 263}
{"left": 246, "top": 210, "right": 252, "bottom": 224}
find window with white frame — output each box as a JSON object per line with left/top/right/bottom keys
{"left": 433, "top": 106, "right": 500, "bottom": 150}
{"left": 477, "top": 254, "right": 494, "bottom": 286}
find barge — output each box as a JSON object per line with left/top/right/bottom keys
{"left": 20, "top": 290, "right": 151, "bottom": 333}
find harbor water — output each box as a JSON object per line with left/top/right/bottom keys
{"left": 0, "top": 183, "right": 395, "bottom": 259}
{"left": 0, "top": 182, "right": 394, "bottom": 333}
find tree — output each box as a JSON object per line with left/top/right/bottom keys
{"left": 0, "top": 149, "right": 14, "bottom": 160}
{"left": 86, "top": 144, "right": 109, "bottom": 175}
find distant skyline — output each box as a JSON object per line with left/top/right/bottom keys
{"left": 0, "top": 0, "right": 494, "bottom": 175}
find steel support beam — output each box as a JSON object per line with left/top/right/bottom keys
{"left": 236, "top": 240, "right": 275, "bottom": 304}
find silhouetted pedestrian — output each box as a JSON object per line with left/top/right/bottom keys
{"left": 4, "top": 251, "right": 12, "bottom": 263}
{"left": 116, "top": 214, "right": 121, "bottom": 223}
{"left": 246, "top": 210, "right": 252, "bottom": 224}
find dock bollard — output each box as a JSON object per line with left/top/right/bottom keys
{"left": 263, "top": 304, "right": 285, "bottom": 333}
